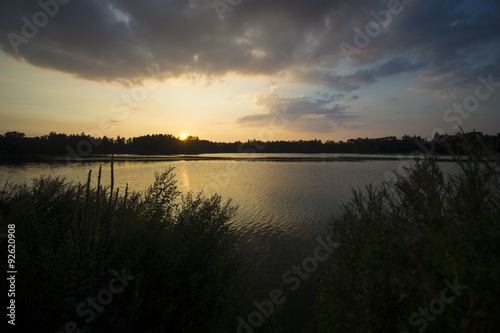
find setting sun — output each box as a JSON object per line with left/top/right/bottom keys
{"left": 180, "top": 134, "right": 189, "bottom": 141}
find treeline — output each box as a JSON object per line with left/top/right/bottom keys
{"left": 1, "top": 130, "right": 499, "bottom": 157}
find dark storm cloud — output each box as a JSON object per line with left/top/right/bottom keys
{"left": 0, "top": 0, "right": 499, "bottom": 92}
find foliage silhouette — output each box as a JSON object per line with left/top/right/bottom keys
{"left": 0, "top": 164, "right": 249, "bottom": 332}
{"left": 1, "top": 131, "right": 499, "bottom": 160}
{"left": 315, "top": 136, "right": 500, "bottom": 332}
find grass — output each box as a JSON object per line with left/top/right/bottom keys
{"left": 0, "top": 163, "right": 249, "bottom": 332}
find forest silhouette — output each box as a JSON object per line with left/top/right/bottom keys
{"left": 1, "top": 130, "right": 499, "bottom": 160}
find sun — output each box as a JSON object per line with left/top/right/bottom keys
{"left": 180, "top": 134, "right": 189, "bottom": 141}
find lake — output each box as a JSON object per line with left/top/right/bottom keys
{"left": 0, "top": 154, "right": 458, "bottom": 331}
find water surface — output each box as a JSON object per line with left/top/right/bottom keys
{"left": 0, "top": 154, "right": 458, "bottom": 331}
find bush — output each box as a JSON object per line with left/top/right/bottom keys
{"left": 0, "top": 165, "right": 248, "bottom": 332}
{"left": 315, "top": 142, "right": 500, "bottom": 332}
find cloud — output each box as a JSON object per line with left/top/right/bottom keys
{"left": 0, "top": 0, "right": 498, "bottom": 94}
{"left": 287, "top": 56, "right": 425, "bottom": 93}
{"left": 238, "top": 86, "right": 356, "bottom": 132}
{"left": 412, "top": 63, "right": 500, "bottom": 97}
{"left": 103, "top": 119, "right": 123, "bottom": 124}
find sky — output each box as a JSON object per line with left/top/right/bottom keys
{"left": 0, "top": 0, "right": 499, "bottom": 142}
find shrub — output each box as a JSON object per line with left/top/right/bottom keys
{"left": 0, "top": 165, "right": 248, "bottom": 332}
{"left": 315, "top": 141, "right": 500, "bottom": 332}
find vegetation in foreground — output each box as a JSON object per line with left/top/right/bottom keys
{"left": 1, "top": 137, "right": 500, "bottom": 332}
{"left": 315, "top": 139, "right": 500, "bottom": 332}
{"left": 0, "top": 166, "right": 249, "bottom": 332}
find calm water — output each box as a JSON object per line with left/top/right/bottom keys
{"left": 0, "top": 154, "right": 458, "bottom": 331}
